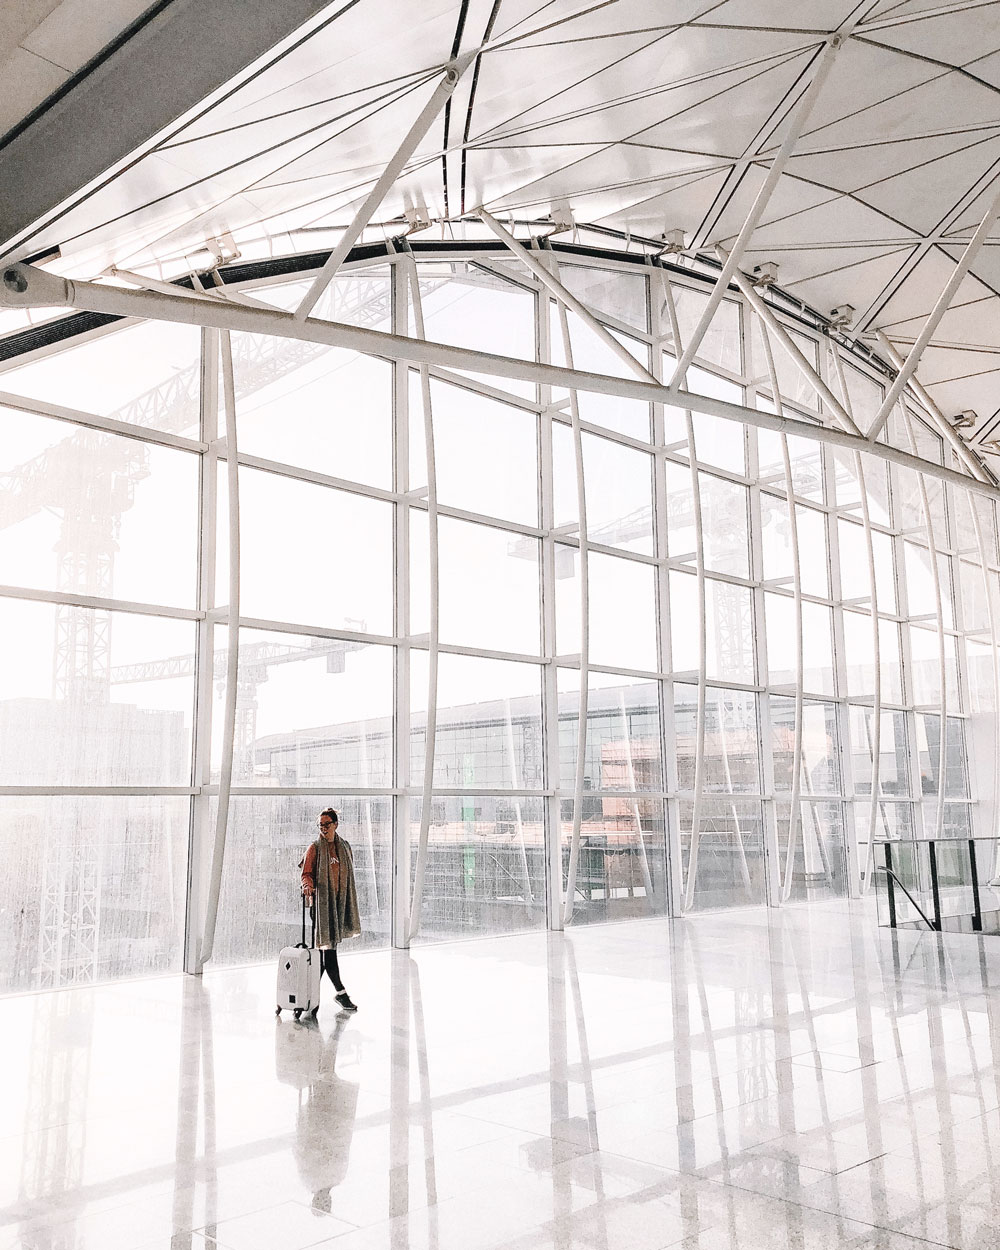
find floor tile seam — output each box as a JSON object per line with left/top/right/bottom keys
{"left": 668, "top": 1161, "right": 967, "bottom": 1246}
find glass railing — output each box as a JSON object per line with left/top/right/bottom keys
{"left": 874, "top": 836, "right": 1000, "bottom": 933}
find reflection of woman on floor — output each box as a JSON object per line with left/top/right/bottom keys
{"left": 291, "top": 1014, "right": 360, "bottom": 1214}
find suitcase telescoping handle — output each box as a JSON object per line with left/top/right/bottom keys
{"left": 296, "top": 893, "right": 316, "bottom": 950}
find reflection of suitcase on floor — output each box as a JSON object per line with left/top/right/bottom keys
{"left": 275, "top": 1016, "right": 324, "bottom": 1087}
{"left": 275, "top": 897, "right": 321, "bottom": 1019}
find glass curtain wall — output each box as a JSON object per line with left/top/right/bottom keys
{"left": 0, "top": 247, "right": 997, "bottom": 991}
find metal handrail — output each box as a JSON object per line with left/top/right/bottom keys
{"left": 874, "top": 864, "right": 938, "bottom": 931}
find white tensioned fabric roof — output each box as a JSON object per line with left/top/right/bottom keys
{"left": 4, "top": 0, "right": 1000, "bottom": 448}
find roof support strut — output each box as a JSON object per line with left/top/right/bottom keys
{"left": 2, "top": 259, "right": 996, "bottom": 502}
{"left": 874, "top": 328, "right": 992, "bottom": 484}
{"left": 478, "top": 209, "right": 658, "bottom": 385}
{"left": 669, "top": 34, "right": 844, "bottom": 386}
{"left": 294, "top": 58, "right": 471, "bottom": 321}
{"left": 724, "top": 256, "right": 861, "bottom": 436}
{"left": 866, "top": 180, "right": 1000, "bottom": 441}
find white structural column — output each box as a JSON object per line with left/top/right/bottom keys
{"left": 294, "top": 59, "right": 470, "bottom": 321}
{"left": 391, "top": 259, "right": 412, "bottom": 948}
{"left": 197, "top": 331, "right": 241, "bottom": 970}
{"left": 406, "top": 257, "right": 441, "bottom": 942}
{"left": 901, "top": 405, "right": 950, "bottom": 840}
{"left": 538, "top": 294, "right": 565, "bottom": 930}
{"left": 756, "top": 315, "right": 805, "bottom": 902}
{"left": 728, "top": 266, "right": 861, "bottom": 436}
{"left": 828, "top": 342, "right": 883, "bottom": 891}
{"left": 670, "top": 34, "right": 844, "bottom": 385}
{"left": 967, "top": 493, "right": 1000, "bottom": 853}
{"left": 650, "top": 263, "right": 683, "bottom": 917}
{"left": 185, "top": 328, "right": 219, "bottom": 974}
{"left": 553, "top": 277, "right": 592, "bottom": 927}
{"left": 478, "top": 210, "right": 658, "bottom": 386}
{"left": 875, "top": 330, "right": 990, "bottom": 485}
{"left": 868, "top": 182, "right": 1000, "bottom": 440}
{"left": 659, "top": 275, "right": 709, "bottom": 913}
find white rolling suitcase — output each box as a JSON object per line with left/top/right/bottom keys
{"left": 275, "top": 897, "right": 321, "bottom": 1019}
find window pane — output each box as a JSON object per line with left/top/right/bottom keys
{"left": 231, "top": 334, "right": 391, "bottom": 487}
{"left": 420, "top": 264, "right": 535, "bottom": 399}
{"left": 552, "top": 304, "right": 651, "bottom": 438}
{"left": 409, "top": 796, "right": 546, "bottom": 943}
{"left": 1, "top": 321, "right": 202, "bottom": 436}
{"left": 0, "top": 795, "right": 189, "bottom": 993}
{"left": 838, "top": 519, "right": 893, "bottom": 610}
{"left": 237, "top": 468, "right": 392, "bottom": 633}
{"left": 915, "top": 714, "right": 967, "bottom": 798}
{"left": 561, "top": 263, "right": 648, "bottom": 331}
{"left": 765, "top": 595, "right": 834, "bottom": 695}
{"left": 590, "top": 553, "right": 657, "bottom": 670}
{"left": 213, "top": 630, "right": 393, "bottom": 787}
{"left": 674, "top": 685, "right": 759, "bottom": 793}
{"left": 850, "top": 708, "right": 909, "bottom": 796}
{"left": 412, "top": 653, "right": 542, "bottom": 790}
{"left": 775, "top": 801, "right": 848, "bottom": 901}
{"left": 0, "top": 599, "right": 194, "bottom": 786}
{"left": 670, "top": 286, "right": 741, "bottom": 374}
{"left": 700, "top": 474, "right": 748, "bottom": 577}
{"left": 762, "top": 495, "right": 827, "bottom": 598}
{"left": 416, "top": 516, "right": 540, "bottom": 655}
{"left": 689, "top": 369, "right": 745, "bottom": 472}
{"left": 770, "top": 698, "right": 841, "bottom": 794}
{"left": 0, "top": 408, "right": 198, "bottom": 608}
{"left": 751, "top": 318, "right": 819, "bottom": 411}
{"left": 554, "top": 431, "right": 653, "bottom": 553}
{"left": 561, "top": 796, "right": 668, "bottom": 926}
{"left": 559, "top": 670, "right": 662, "bottom": 792}
{"left": 706, "top": 579, "right": 755, "bottom": 683}
{"left": 680, "top": 797, "right": 765, "bottom": 911}
{"left": 412, "top": 377, "right": 538, "bottom": 525}
{"left": 757, "top": 429, "right": 824, "bottom": 502}
{"left": 562, "top": 549, "right": 657, "bottom": 671}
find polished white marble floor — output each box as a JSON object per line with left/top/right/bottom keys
{"left": 4, "top": 901, "right": 1000, "bottom": 1249}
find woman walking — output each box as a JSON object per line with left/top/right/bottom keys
{"left": 300, "top": 808, "right": 361, "bottom": 1012}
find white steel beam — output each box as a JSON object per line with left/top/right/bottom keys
{"left": 552, "top": 275, "right": 592, "bottom": 928}
{"left": 669, "top": 34, "right": 845, "bottom": 386}
{"left": 755, "top": 314, "right": 806, "bottom": 903}
{"left": 827, "top": 341, "right": 884, "bottom": 893}
{"left": 196, "top": 331, "right": 241, "bottom": 970}
{"left": 478, "top": 210, "right": 658, "bottom": 385}
{"left": 4, "top": 261, "right": 1000, "bottom": 502}
{"left": 727, "top": 264, "right": 862, "bottom": 436}
{"left": 406, "top": 258, "right": 441, "bottom": 943}
{"left": 874, "top": 329, "right": 991, "bottom": 484}
{"left": 294, "top": 60, "right": 470, "bottom": 321}
{"left": 867, "top": 182, "right": 1000, "bottom": 440}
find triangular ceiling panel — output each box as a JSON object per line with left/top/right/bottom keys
{"left": 776, "top": 247, "right": 917, "bottom": 321}
{"left": 864, "top": 8, "right": 1000, "bottom": 68}
{"left": 854, "top": 136, "right": 1000, "bottom": 236}
{"left": 704, "top": 0, "right": 865, "bottom": 28}
{"left": 787, "top": 130, "right": 1000, "bottom": 201}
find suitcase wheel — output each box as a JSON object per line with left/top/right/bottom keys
{"left": 293, "top": 1008, "right": 302, "bottom": 1020}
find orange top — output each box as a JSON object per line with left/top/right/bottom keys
{"left": 301, "top": 839, "right": 341, "bottom": 896}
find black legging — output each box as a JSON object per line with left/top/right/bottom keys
{"left": 321, "top": 948, "right": 344, "bottom": 993}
